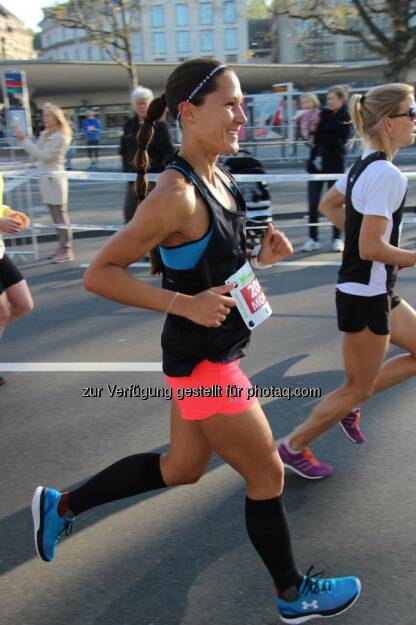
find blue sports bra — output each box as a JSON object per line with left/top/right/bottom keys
{"left": 159, "top": 223, "right": 214, "bottom": 270}
{"left": 160, "top": 165, "right": 237, "bottom": 270}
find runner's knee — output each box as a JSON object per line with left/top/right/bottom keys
{"left": 11, "top": 297, "right": 33, "bottom": 318}
{"left": 161, "top": 454, "right": 206, "bottom": 486}
{"left": 0, "top": 299, "right": 11, "bottom": 325}
{"left": 166, "top": 466, "right": 205, "bottom": 486}
{"left": 246, "top": 450, "right": 285, "bottom": 497}
{"left": 343, "top": 380, "right": 374, "bottom": 404}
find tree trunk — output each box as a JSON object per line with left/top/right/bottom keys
{"left": 120, "top": 1, "right": 138, "bottom": 93}
{"left": 383, "top": 61, "right": 409, "bottom": 82}
{"left": 128, "top": 64, "right": 138, "bottom": 91}
{"left": 270, "top": 19, "right": 279, "bottom": 62}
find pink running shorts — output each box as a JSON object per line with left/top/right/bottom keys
{"left": 165, "top": 359, "right": 256, "bottom": 420}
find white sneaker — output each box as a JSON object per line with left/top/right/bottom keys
{"left": 331, "top": 238, "right": 344, "bottom": 252}
{"left": 301, "top": 238, "right": 321, "bottom": 252}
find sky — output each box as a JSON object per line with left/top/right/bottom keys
{"left": 1, "top": 0, "right": 52, "bottom": 31}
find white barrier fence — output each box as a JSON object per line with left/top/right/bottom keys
{"left": 2, "top": 168, "right": 416, "bottom": 260}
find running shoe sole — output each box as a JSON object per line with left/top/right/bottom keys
{"left": 282, "top": 463, "right": 331, "bottom": 480}
{"left": 32, "top": 486, "right": 49, "bottom": 562}
{"left": 278, "top": 579, "right": 361, "bottom": 624}
{"left": 338, "top": 421, "right": 363, "bottom": 444}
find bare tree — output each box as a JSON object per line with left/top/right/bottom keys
{"left": 270, "top": 0, "right": 416, "bottom": 81}
{"left": 44, "top": 0, "right": 142, "bottom": 89}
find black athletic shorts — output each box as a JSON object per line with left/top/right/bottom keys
{"left": 0, "top": 254, "right": 24, "bottom": 295}
{"left": 336, "top": 289, "right": 401, "bottom": 336}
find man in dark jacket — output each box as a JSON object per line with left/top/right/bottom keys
{"left": 120, "top": 86, "right": 174, "bottom": 222}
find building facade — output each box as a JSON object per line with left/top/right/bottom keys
{"left": 0, "top": 5, "right": 37, "bottom": 60}
{"left": 39, "top": 0, "right": 249, "bottom": 65}
{"left": 274, "top": 14, "right": 380, "bottom": 64}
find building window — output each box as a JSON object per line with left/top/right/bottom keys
{"left": 300, "top": 41, "right": 335, "bottom": 63}
{"left": 225, "top": 28, "right": 237, "bottom": 50}
{"left": 201, "top": 30, "right": 213, "bottom": 52}
{"left": 200, "top": 2, "right": 213, "bottom": 25}
{"left": 176, "top": 4, "right": 189, "bottom": 27}
{"left": 177, "top": 31, "right": 190, "bottom": 53}
{"left": 224, "top": 1, "right": 236, "bottom": 24}
{"left": 132, "top": 35, "right": 142, "bottom": 59}
{"left": 343, "top": 40, "right": 378, "bottom": 61}
{"left": 151, "top": 5, "right": 164, "bottom": 28}
{"left": 152, "top": 32, "right": 165, "bottom": 55}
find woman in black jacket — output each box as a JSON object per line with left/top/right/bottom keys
{"left": 302, "top": 86, "right": 351, "bottom": 252}
{"left": 120, "top": 86, "right": 174, "bottom": 222}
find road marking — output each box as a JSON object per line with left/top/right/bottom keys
{"left": 0, "top": 362, "right": 163, "bottom": 372}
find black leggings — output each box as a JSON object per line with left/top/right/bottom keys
{"left": 87, "top": 140, "right": 99, "bottom": 161}
{"left": 65, "top": 452, "right": 302, "bottom": 594}
{"left": 307, "top": 180, "right": 340, "bottom": 241}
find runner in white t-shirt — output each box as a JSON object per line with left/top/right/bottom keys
{"left": 278, "top": 83, "right": 416, "bottom": 479}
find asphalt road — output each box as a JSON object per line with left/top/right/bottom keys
{"left": 1, "top": 216, "right": 416, "bottom": 625}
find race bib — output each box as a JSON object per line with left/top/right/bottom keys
{"left": 225, "top": 261, "right": 272, "bottom": 329}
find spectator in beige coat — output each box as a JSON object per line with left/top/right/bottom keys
{"left": 15, "top": 103, "right": 74, "bottom": 262}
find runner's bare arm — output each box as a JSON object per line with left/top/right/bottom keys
{"left": 84, "top": 171, "right": 236, "bottom": 326}
{"left": 84, "top": 171, "right": 196, "bottom": 311}
{"left": 359, "top": 215, "right": 416, "bottom": 267}
{"left": 319, "top": 186, "right": 346, "bottom": 232}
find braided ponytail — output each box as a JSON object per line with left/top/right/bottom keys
{"left": 134, "top": 94, "right": 168, "bottom": 198}
{"left": 133, "top": 94, "right": 168, "bottom": 275}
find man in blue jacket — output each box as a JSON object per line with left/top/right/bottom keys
{"left": 81, "top": 111, "right": 101, "bottom": 168}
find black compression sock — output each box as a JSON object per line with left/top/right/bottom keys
{"left": 245, "top": 495, "right": 303, "bottom": 596}
{"left": 66, "top": 453, "right": 166, "bottom": 515}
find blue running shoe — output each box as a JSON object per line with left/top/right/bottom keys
{"left": 276, "top": 566, "right": 361, "bottom": 623}
{"left": 31, "top": 486, "right": 74, "bottom": 562}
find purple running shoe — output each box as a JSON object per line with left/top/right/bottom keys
{"left": 278, "top": 441, "right": 333, "bottom": 479}
{"left": 339, "top": 408, "right": 366, "bottom": 444}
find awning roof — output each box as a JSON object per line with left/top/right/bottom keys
{"left": 0, "top": 59, "right": 390, "bottom": 104}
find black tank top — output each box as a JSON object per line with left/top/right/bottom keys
{"left": 338, "top": 151, "right": 405, "bottom": 293}
{"left": 161, "top": 155, "right": 251, "bottom": 376}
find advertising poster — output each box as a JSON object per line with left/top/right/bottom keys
{"left": 252, "top": 92, "right": 286, "bottom": 140}
{"left": 1, "top": 70, "right": 32, "bottom": 137}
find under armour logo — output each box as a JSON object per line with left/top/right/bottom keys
{"left": 302, "top": 600, "right": 319, "bottom": 610}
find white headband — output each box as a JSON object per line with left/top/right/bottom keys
{"left": 177, "top": 64, "right": 227, "bottom": 121}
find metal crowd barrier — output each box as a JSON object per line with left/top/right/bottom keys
{"left": 0, "top": 136, "right": 368, "bottom": 166}
{"left": 2, "top": 168, "right": 416, "bottom": 262}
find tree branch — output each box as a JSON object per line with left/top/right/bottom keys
{"left": 350, "top": 0, "right": 391, "bottom": 47}
{"left": 44, "top": 0, "right": 141, "bottom": 88}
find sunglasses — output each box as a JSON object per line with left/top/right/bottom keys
{"left": 389, "top": 106, "right": 416, "bottom": 121}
